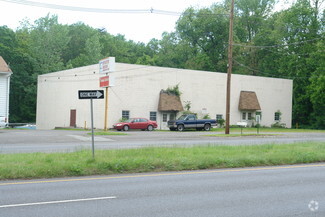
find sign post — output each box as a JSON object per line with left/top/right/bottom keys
{"left": 90, "top": 98, "right": 95, "bottom": 158}
{"left": 78, "top": 90, "right": 104, "bottom": 159}
{"left": 100, "top": 76, "right": 109, "bottom": 131}
{"left": 104, "top": 87, "right": 108, "bottom": 131}
{"left": 99, "top": 57, "right": 115, "bottom": 131}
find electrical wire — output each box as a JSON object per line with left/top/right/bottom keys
{"left": 233, "top": 59, "right": 321, "bottom": 79}
{"left": 1, "top": 0, "right": 151, "bottom": 14}
{"left": 0, "top": 0, "right": 228, "bottom": 16}
{"left": 232, "top": 37, "right": 324, "bottom": 48}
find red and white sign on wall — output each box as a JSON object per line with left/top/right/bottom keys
{"left": 100, "top": 76, "right": 109, "bottom": 88}
{"left": 99, "top": 57, "right": 115, "bottom": 74}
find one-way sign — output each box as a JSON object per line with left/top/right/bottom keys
{"left": 78, "top": 90, "right": 104, "bottom": 99}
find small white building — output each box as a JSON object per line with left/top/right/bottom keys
{"left": 36, "top": 62, "right": 292, "bottom": 130}
{"left": 0, "top": 56, "right": 12, "bottom": 126}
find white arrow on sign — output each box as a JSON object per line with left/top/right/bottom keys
{"left": 95, "top": 91, "right": 103, "bottom": 98}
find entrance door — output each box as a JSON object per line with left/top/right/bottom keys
{"left": 160, "top": 112, "right": 176, "bottom": 130}
{"left": 70, "top": 109, "right": 76, "bottom": 127}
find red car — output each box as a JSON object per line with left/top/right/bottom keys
{"left": 113, "top": 118, "right": 158, "bottom": 131}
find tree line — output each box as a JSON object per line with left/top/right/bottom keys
{"left": 0, "top": 0, "right": 324, "bottom": 129}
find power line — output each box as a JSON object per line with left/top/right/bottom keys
{"left": 1, "top": 0, "right": 150, "bottom": 14}
{"left": 232, "top": 37, "right": 324, "bottom": 49}
{"left": 0, "top": 0, "right": 229, "bottom": 17}
{"left": 233, "top": 59, "right": 321, "bottom": 79}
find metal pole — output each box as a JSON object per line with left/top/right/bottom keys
{"left": 225, "top": 0, "right": 235, "bottom": 134}
{"left": 104, "top": 87, "right": 108, "bottom": 131}
{"left": 90, "top": 98, "right": 95, "bottom": 159}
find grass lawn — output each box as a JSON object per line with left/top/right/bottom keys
{"left": 203, "top": 133, "right": 279, "bottom": 137}
{"left": 211, "top": 127, "right": 325, "bottom": 133}
{"left": 89, "top": 131, "right": 128, "bottom": 136}
{"left": 0, "top": 141, "right": 324, "bottom": 180}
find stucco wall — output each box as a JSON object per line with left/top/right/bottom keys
{"left": 36, "top": 63, "right": 292, "bottom": 129}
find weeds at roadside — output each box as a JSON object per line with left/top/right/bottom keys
{"left": 0, "top": 141, "right": 324, "bottom": 180}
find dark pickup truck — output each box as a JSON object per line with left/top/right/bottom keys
{"left": 168, "top": 114, "right": 217, "bottom": 131}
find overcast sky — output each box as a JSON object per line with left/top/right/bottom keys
{"left": 0, "top": 0, "right": 294, "bottom": 43}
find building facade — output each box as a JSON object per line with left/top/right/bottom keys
{"left": 36, "top": 63, "right": 292, "bottom": 130}
{"left": 0, "top": 56, "right": 12, "bottom": 126}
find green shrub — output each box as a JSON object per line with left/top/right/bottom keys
{"left": 271, "top": 122, "right": 286, "bottom": 128}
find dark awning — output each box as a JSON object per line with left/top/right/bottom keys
{"left": 158, "top": 90, "right": 184, "bottom": 112}
{"left": 238, "top": 91, "right": 261, "bottom": 110}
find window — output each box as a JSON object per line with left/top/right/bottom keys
{"left": 274, "top": 112, "right": 281, "bottom": 121}
{"left": 150, "top": 112, "right": 157, "bottom": 121}
{"left": 248, "top": 112, "right": 252, "bottom": 120}
{"left": 216, "top": 114, "right": 223, "bottom": 121}
{"left": 122, "top": 110, "right": 129, "bottom": 120}
{"left": 163, "top": 114, "right": 168, "bottom": 122}
{"left": 242, "top": 112, "right": 247, "bottom": 120}
{"left": 169, "top": 114, "right": 175, "bottom": 121}
{"left": 188, "top": 116, "right": 195, "bottom": 121}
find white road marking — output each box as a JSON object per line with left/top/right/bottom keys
{"left": 68, "top": 135, "right": 114, "bottom": 142}
{"left": 0, "top": 196, "right": 117, "bottom": 208}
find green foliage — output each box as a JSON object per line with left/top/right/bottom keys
{"left": 119, "top": 117, "right": 128, "bottom": 122}
{"left": 176, "top": 5, "right": 229, "bottom": 72}
{"left": 202, "top": 114, "right": 211, "bottom": 119}
{"left": 217, "top": 118, "right": 225, "bottom": 127}
{"left": 271, "top": 122, "right": 286, "bottom": 128}
{"left": 235, "top": 0, "right": 275, "bottom": 42}
{"left": 27, "top": 14, "right": 69, "bottom": 74}
{"left": 183, "top": 100, "right": 191, "bottom": 111}
{"left": 90, "top": 131, "right": 127, "bottom": 136}
{"left": 0, "top": 142, "right": 324, "bottom": 179}
{"left": 165, "top": 84, "right": 182, "bottom": 97}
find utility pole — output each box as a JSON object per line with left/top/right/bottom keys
{"left": 225, "top": 0, "right": 235, "bottom": 134}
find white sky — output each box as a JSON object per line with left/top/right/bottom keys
{"left": 0, "top": 0, "right": 294, "bottom": 43}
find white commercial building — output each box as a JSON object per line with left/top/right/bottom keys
{"left": 36, "top": 62, "right": 292, "bottom": 130}
{"left": 0, "top": 56, "right": 12, "bottom": 126}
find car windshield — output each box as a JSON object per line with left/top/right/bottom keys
{"left": 177, "top": 115, "right": 188, "bottom": 120}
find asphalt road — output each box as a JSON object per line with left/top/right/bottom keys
{"left": 1, "top": 164, "right": 324, "bottom": 217}
{"left": 0, "top": 129, "right": 324, "bottom": 153}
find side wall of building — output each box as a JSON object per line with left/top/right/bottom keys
{"left": 0, "top": 74, "right": 10, "bottom": 122}
{"left": 36, "top": 63, "right": 292, "bottom": 129}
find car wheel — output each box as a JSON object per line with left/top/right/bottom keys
{"left": 177, "top": 124, "right": 185, "bottom": 132}
{"left": 123, "top": 125, "right": 129, "bottom": 131}
{"left": 204, "top": 124, "right": 211, "bottom": 131}
{"left": 147, "top": 125, "right": 154, "bottom": 131}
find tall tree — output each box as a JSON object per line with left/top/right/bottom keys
{"left": 0, "top": 26, "right": 36, "bottom": 122}
{"left": 235, "top": 0, "right": 275, "bottom": 42}
{"left": 176, "top": 4, "right": 229, "bottom": 72}
{"left": 63, "top": 22, "right": 99, "bottom": 65}
{"left": 271, "top": 0, "right": 324, "bottom": 127}
{"left": 23, "top": 14, "right": 70, "bottom": 74}
{"left": 68, "top": 32, "right": 104, "bottom": 67}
